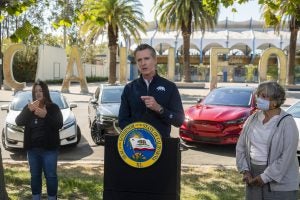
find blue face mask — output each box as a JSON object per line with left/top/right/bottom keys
{"left": 256, "top": 97, "right": 270, "bottom": 111}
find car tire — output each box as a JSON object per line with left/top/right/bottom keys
{"left": 91, "top": 121, "right": 105, "bottom": 145}
{"left": 75, "top": 125, "right": 81, "bottom": 145}
{"left": 1, "top": 129, "right": 8, "bottom": 150}
{"left": 88, "top": 118, "right": 91, "bottom": 128}
{"left": 180, "top": 138, "right": 194, "bottom": 146}
{"left": 68, "top": 125, "right": 81, "bottom": 147}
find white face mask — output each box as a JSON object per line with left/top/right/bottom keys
{"left": 256, "top": 97, "right": 270, "bottom": 111}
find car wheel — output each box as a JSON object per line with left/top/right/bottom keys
{"left": 68, "top": 126, "right": 81, "bottom": 147}
{"left": 75, "top": 126, "right": 81, "bottom": 145}
{"left": 91, "top": 121, "right": 105, "bottom": 145}
{"left": 2, "top": 129, "right": 8, "bottom": 150}
{"left": 180, "top": 138, "right": 194, "bottom": 146}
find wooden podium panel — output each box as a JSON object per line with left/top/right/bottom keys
{"left": 103, "top": 135, "right": 181, "bottom": 200}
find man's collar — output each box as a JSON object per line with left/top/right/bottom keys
{"left": 139, "top": 73, "right": 159, "bottom": 81}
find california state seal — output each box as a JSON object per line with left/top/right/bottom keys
{"left": 117, "top": 122, "right": 163, "bottom": 168}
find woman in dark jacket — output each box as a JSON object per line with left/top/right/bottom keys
{"left": 15, "top": 80, "right": 63, "bottom": 200}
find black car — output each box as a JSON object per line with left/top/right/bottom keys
{"left": 88, "top": 84, "right": 124, "bottom": 145}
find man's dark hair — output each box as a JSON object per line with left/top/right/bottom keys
{"left": 32, "top": 80, "right": 53, "bottom": 105}
{"left": 134, "top": 43, "right": 156, "bottom": 58}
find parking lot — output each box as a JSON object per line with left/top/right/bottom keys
{"left": 1, "top": 82, "right": 299, "bottom": 167}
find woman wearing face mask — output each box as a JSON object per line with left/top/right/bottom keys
{"left": 236, "top": 81, "right": 299, "bottom": 200}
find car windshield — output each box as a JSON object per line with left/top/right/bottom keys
{"left": 10, "top": 91, "right": 68, "bottom": 111}
{"left": 100, "top": 87, "right": 123, "bottom": 103}
{"left": 287, "top": 102, "right": 300, "bottom": 118}
{"left": 203, "top": 88, "right": 253, "bottom": 107}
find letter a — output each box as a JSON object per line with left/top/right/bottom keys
{"left": 61, "top": 46, "right": 89, "bottom": 93}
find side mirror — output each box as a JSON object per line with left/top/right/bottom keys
{"left": 1, "top": 104, "right": 9, "bottom": 113}
{"left": 90, "top": 99, "right": 98, "bottom": 104}
{"left": 197, "top": 98, "right": 203, "bottom": 104}
{"left": 69, "top": 103, "right": 78, "bottom": 110}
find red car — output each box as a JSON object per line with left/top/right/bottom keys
{"left": 179, "top": 86, "right": 257, "bottom": 145}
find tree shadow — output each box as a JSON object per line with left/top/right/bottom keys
{"left": 182, "top": 142, "right": 236, "bottom": 157}
{"left": 6, "top": 134, "right": 94, "bottom": 161}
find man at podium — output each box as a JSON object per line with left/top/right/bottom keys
{"left": 118, "top": 43, "right": 184, "bottom": 137}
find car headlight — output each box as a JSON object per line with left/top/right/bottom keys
{"left": 97, "top": 114, "right": 116, "bottom": 123}
{"left": 98, "top": 115, "right": 105, "bottom": 122}
{"left": 183, "top": 116, "right": 193, "bottom": 128}
{"left": 7, "top": 123, "right": 24, "bottom": 132}
{"left": 185, "top": 116, "right": 192, "bottom": 123}
{"left": 62, "top": 117, "right": 76, "bottom": 130}
{"left": 223, "top": 116, "right": 247, "bottom": 125}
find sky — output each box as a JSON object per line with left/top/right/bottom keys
{"left": 141, "top": 0, "right": 262, "bottom": 22}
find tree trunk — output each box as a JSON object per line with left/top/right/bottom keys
{"left": 182, "top": 32, "right": 191, "bottom": 82}
{"left": 0, "top": 148, "right": 8, "bottom": 200}
{"left": 107, "top": 24, "right": 118, "bottom": 84}
{"left": 287, "top": 17, "right": 299, "bottom": 85}
{"left": 108, "top": 44, "right": 118, "bottom": 84}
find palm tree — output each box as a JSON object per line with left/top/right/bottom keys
{"left": 79, "top": 0, "right": 146, "bottom": 84}
{"left": 153, "top": 0, "right": 218, "bottom": 82}
{"left": 262, "top": 1, "right": 300, "bottom": 85}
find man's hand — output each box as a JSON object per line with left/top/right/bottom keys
{"left": 242, "top": 171, "right": 253, "bottom": 185}
{"left": 249, "top": 175, "right": 265, "bottom": 187}
{"left": 141, "top": 96, "right": 161, "bottom": 112}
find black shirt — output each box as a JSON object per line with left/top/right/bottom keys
{"left": 30, "top": 117, "right": 46, "bottom": 148}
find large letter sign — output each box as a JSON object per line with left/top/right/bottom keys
{"left": 61, "top": 46, "right": 89, "bottom": 93}
{"left": 258, "top": 47, "right": 287, "bottom": 86}
{"left": 2, "top": 45, "right": 89, "bottom": 93}
{"left": 209, "top": 47, "right": 229, "bottom": 90}
{"left": 3, "top": 44, "right": 26, "bottom": 91}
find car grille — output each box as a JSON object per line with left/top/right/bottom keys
{"left": 180, "top": 129, "right": 239, "bottom": 144}
{"left": 191, "top": 120, "right": 224, "bottom": 132}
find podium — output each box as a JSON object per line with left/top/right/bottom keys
{"left": 103, "top": 135, "right": 181, "bottom": 200}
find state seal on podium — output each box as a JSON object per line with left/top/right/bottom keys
{"left": 117, "top": 122, "right": 163, "bottom": 168}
